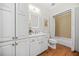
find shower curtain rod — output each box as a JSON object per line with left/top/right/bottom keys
{"left": 53, "top": 9, "right": 71, "bottom": 17}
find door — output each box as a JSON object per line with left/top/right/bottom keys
{"left": 16, "top": 39, "right": 29, "bottom": 56}
{"left": 0, "top": 41, "right": 15, "bottom": 56}
{"left": 16, "top": 3, "right": 29, "bottom": 39}
{"left": 0, "top": 3, "right": 15, "bottom": 42}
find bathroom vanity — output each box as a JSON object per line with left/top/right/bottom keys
{"left": 29, "top": 33, "right": 48, "bottom": 56}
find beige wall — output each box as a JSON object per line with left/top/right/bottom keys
{"left": 55, "top": 11, "right": 71, "bottom": 38}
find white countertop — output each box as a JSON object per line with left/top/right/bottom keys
{"left": 29, "top": 33, "right": 47, "bottom": 37}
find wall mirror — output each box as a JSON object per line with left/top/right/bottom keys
{"left": 29, "top": 13, "right": 40, "bottom": 28}
{"left": 29, "top": 4, "right": 41, "bottom": 29}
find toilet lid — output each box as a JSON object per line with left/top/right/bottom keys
{"left": 49, "top": 39, "right": 56, "bottom": 42}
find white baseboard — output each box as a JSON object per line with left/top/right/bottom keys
{"left": 48, "top": 43, "right": 56, "bottom": 49}
{"left": 55, "top": 37, "right": 72, "bottom": 48}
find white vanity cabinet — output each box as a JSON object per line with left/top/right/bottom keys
{"left": 0, "top": 41, "right": 15, "bottom": 56}
{"left": 29, "top": 35, "right": 48, "bottom": 56}
{"left": 30, "top": 37, "right": 41, "bottom": 56}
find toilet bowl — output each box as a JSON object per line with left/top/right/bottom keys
{"left": 48, "top": 38, "right": 56, "bottom": 49}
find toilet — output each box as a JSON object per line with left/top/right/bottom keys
{"left": 48, "top": 38, "right": 57, "bottom": 49}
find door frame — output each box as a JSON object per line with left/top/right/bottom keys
{"left": 52, "top": 8, "right": 76, "bottom": 51}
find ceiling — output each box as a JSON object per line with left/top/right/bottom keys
{"left": 31, "top": 3, "right": 56, "bottom": 10}
{"left": 30, "top": 3, "right": 79, "bottom": 15}
{"left": 30, "top": 3, "right": 79, "bottom": 11}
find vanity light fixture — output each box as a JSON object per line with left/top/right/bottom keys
{"left": 29, "top": 4, "right": 40, "bottom": 14}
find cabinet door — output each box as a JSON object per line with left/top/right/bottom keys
{"left": 0, "top": 3, "right": 14, "bottom": 11}
{"left": 41, "top": 36, "right": 48, "bottom": 52}
{"left": 37, "top": 37, "right": 43, "bottom": 54}
{"left": 16, "top": 3, "right": 29, "bottom": 39}
{"left": 16, "top": 3, "right": 28, "bottom": 14}
{"left": 30, "top": 38, "right": 37, "bottom": 56}
{"left": 0, "top": 41, "right": 15, "bottom": 56}
{"left": 0, "top": 3, "right": 15, "bottom": 42}
{"left": 16, "top": 39, "right": 29, "bottom": 56}
{"left": 30, "top": 37, "right": 41, "bottom": 56}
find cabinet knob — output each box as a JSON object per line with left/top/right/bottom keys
{"left": 15, "top": 42, "right": 18, "bottom": 45}
{"left": 12, "top": 37, "right": 18, "bottom": 40}
{"left": 16, "top": 37, "right": 18, "bottom": 39}
{"left": 12, "top": 44, "right": 15, "bottom": 46}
